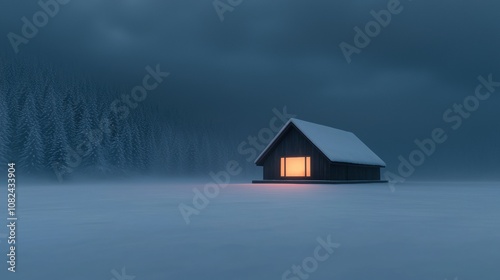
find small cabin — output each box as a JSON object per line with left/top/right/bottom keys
{"left": 253, "top": 118, "right": 386, "bottom": 184}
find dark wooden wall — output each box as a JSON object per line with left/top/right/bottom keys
{"left": 260, "top": 124, "right": 380, "bottom": 181}
{"left": 330, "top": 163, "right": 380, "bottom": 180}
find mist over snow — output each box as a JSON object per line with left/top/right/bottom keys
{"left": 1, "top": 181, "right": 499, "bottom": 279}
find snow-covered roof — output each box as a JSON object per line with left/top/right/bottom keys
{"left": 255, "top": 118, "right": 386, "bottom": 167}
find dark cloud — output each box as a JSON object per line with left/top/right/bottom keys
{"left": 1, "top": 0, "right": 499, "bottom": 179}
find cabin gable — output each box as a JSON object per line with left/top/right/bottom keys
{"left": 255, "top": 119, "right": 383, "bottom": 182}
{"left": 261, "top": 124, "right": 332, "bottom": 180}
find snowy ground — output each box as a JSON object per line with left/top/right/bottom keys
{"left": 1, "top": 180, "right": 499, "bottom": 280}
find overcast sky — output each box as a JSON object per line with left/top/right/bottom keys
{"left": 1, "top": 0, "right": 499, "bottom": 180}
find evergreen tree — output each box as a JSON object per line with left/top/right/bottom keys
{"left": 121, "top": 120, "right": 135, "bottom": 170}
{"left": 77, "top": 102, "right": 96, "bottom": 169}
{"left": 131, "top": 122, "right": 147, "bottom": 171}
{"left": 110, "top": 123, "right": 127, "bottom": 172}
{"left": 18, "top": 91, "right": 44, "bottom": 174}
{"left": 49, "top": 113, "right": 70, "bottom": 173}
{"left": 43, "top": 87, "right": 70, "bottom": 173}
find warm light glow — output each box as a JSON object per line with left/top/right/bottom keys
{"left": 281, "top": 156, "right": 311, "bottom": 177}
{"left": 286, "top": 157, "right": 305, "bottom": 176}
{"left": 306, "top": 157, "right": 311, "bottom": 177}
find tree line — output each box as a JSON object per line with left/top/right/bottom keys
{"left": 0, "top": 60, "right": 236, "bottom": 180}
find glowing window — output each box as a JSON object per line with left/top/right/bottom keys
{"left": 281, "top": 157, "right": 311, "bottom": 177}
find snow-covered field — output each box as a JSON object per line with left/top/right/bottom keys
{"left": 1, "top": 181, "right": 499, "bottom": 280}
